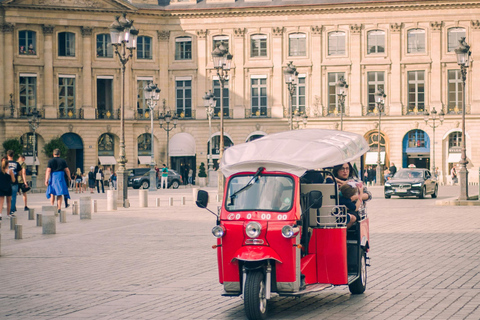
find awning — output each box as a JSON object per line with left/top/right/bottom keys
{"left": 98, "top": 156, "right": 117, "bottom": 165}
{"left": 448, "top": 153, "right": 462, "bottom": 163}
{"left": 138, "top": 156, "right": 152, "bottom": 165}
{"left": 365, "top": 151, "right": 385, "bottom": 165}
{"left": 25, "top": 156, "right": 40, "bottom": 166}
{"left": 169, "top": 133, "right": 196, "bottom": 157}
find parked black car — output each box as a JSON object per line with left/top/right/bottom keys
{"left": 384, "top": 168, "right": 438, "bottom": 199}
{"left": 128, "top": 168, "right": 182, "bottom": 189}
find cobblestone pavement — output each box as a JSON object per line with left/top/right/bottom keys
{"left": 0, "top": 185, "right": 479, "bottom": 320}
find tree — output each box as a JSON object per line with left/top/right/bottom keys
{"left": 43, "top": 137, "right": 68, "bottom": 158}
{"left": 2, "top": 138, "right": 23, "bottom": 158}
{"left": 198, "top": 162, "right": 207, "bottom": 178}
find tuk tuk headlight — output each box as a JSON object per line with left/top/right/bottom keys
{"left": 212, "top": 225, "right": 225, "bottom": 238}
{"left": 245, "top": 222, "right": 262, "bottom": 239}
{"left": 282, "top": 225, "right": 299, "bottom": 238}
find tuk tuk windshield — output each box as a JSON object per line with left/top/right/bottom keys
{"left": 226, "top": 175, "right": 294, "bottom": 212}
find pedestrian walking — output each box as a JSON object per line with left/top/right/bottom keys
{"left": 451, "top": 166, "right": 458, "bottom": 185}
{"left": 88, "top": 166, "right": 95, "bottom": 193}
{"left": 95, "top": 166, "right": 104, "bottom": 193}
{"left": 188, "top": 168, "right": 193, "bottom": 185}
{"left": 161, "top": 164, "right": 168, "bottom": 189}
{"left": 17, "top": 154, "right": 31, "bottom": 211}
{"left": 75, "top": 168, "right": 83, "bottom": 193}
{"left": 367, "top": 166, "right": 376, "bottom": 186}
{"left": 0, "top": 156, "right": 15, "bottom": 220}
{"left": 82, "top": 172, "right": 87, "bottom": 192}
{"left": 45, "top": 148, "right": 71, "bottom": 213}
{"left": 7, "top": 150, "right": 23, "bottom": 216}
{"left": 110, "top": 170, "right": 117, "bottom": 190}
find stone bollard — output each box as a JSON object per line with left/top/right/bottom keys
{"left": 15, "top": 225, "right": 22, "bottom": 239}
{"left": 156, "top": 198, "right": 161, "bottom": 207}
{"left": 42, "top": 215, "right": 56, "bottom": 234}
{"left": 42, "top": 205, "right": 58, "bottom": 215}
{"left": 181, "top": 196, "right": 186, "bottom": 205}
{"left": 216, "top": 194, "right": 222, "bottom": 203}
{"left": 139, "top": 190, "right": 148, "bottom": 207}
{"left": 107, "top": 190, "right": 117, "bottom": 211}
{"left": 91, "top": 200, "right": 97, "bottom": 213}
{"left": 59, "top": 210, "right": 67, "bottom": 223}
{"left": 28, "top": 208, "right": 35, "bottom": 220}
{"left": 36, "top": 213, "right": 42, "bottom": 226}
{"left": 80, "top": 196, "right": 92, "bottom": 220}
{"left": 10, "top": 216, "right": 17, "bottom": 230}
{"left": 72, "top": 200, "right": 79, "bottom": 215}
{"left": 192, "top": 188, "right": 198, "bottom": 202}
{"left": 168, "top": 197, "right": 173, "bottom": 206}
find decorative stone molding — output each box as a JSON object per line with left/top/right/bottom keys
{"left": 157, "top": 30, "right": 170, "bottom": 41}
{"left": 43, "top": 25, "right": 55, "bottom": 35}
{"left": 311, "top": 26, "right": 322, "bottom": 35}
{"left": 107, "top": 125, "right": 111, "bottom": 133}
{"left": 234, "top": 28, "right": 246, "bottom": 38}
{"left": 430, "top": 21, "right": 443, "bottom": 31}
{"left": 68, "top": 124, "right": 74, "bottom": 132}
{"left": 81, "top": 26, "right": 93, "bottom": 37}
{"left": 2, "top": 23, "right": 14, "bottom": 33}
{"left": 390, "top": 23, "right": 402, "bottom": 33}
{"left": 196, "top": 29, "right": 207, "bottom": 39}
{"left": 38, "top": 0, "right": 102, "bottom": 7}
{"left": 472, "top": 20, "right": 480, "bottom": 29}
{"left": 272, "top": 27, "right": 284, "bottom": 36}
{"left": 350, "top": 24, "right": 362, "bottom": 34}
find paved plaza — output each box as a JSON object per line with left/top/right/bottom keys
{"left": 0, "top": 185, "right": 479, "bottom": 320}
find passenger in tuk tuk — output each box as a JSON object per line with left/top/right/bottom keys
{"left": 339, "top": 183, "right": 362, "bottom": 229}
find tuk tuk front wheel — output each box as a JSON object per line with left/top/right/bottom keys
{"left": 244, "top": 271, "right": 268, "bottom": 320}
{"left": 349, "top": 251, "right": 367, "bottom": 294}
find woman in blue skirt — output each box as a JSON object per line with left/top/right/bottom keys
{"left": 45, "top": 149, "right": 71, "bottom": 213}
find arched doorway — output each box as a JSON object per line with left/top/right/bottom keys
{"left": 20, "top": 132, "right": 40, "bottom": 175}
{"left": 208, "top": 133, "right": 234, "bottom": 170}
{"left": 402, "top": 129, "right": 430, "bottom": 169}
{"left": 61, "top": 132, "right": 83, "bottom": 173}
{"left": 246, "top": 131, "right": 267, "bottom": 142}
{"left": 137, "top": 133, "right": 152, "bottom": 166}
{"left": 169, "top": 132, "right": 196, "bottom": 185}
{"left": 98, "top": 133, "right": 117, "bottom": 170}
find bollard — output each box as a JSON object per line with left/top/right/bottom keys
{"left": 36, "top": 213, "right": 42, "bottom": 226}
{"left": 80, "top": 196, "right": 92, "bottom": 220}
{"left": 91, "top": 200, "right": 97, "bottom": 213}
{"left": 42, "top": 215, "right": 56, "bottom": 234}
{"left": 72, "top": 200, "right": 79, "bottom": 215}
{"left": 42, "top": 205, "right": 58, "bottom": 216}
{"left": 192, "top": 188, "right": 198, "bottom": 202}
{"left": 181, "top": 196, "right": 186, "bottom": 205}
{"left": 168, "top": 197, "right": 173, "bottom": 206}
{"left": 156, "top": 198, "right": 161, "bottom": 207}
{"left": 10, "top": 216, "right": 17, "bottom": 230}
{"left": 28, "top": 208, "right": 35, "bottom": 220}
{"left": 107, "top": 190, "right": 117, "bottom": 211}
{"left": 59, "top": 210, "right": 67, "bottom": 223}
{"left": 15, "top": 225, "right": 22, "bottom": 239}
{"left": 139, "top": 190, "right": 148, "bottom": 207}
{"left": 216, "top": 194, "right": 221, "bottom": 203}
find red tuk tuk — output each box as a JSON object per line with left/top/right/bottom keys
{"left": 196, "top": 129, "right": 371, "bottom": 320}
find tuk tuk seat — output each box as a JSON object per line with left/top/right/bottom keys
{"left": 301, "top": 183, "right": 343, "bottom": 227}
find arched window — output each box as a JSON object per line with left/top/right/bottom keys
{"left": 328, "top": 31, "right": 345, "bottom": 56}
{"left": 407, "top": 29, "right": 425, "bottom": 53}
{"left": 406, "top": 130, "right": 427, "bottom": 148}
{"left": 19, "top": 30, "right": 36, "bottom": 55}
{"left": 96, "top": 33, "right": 113, "bottom": 58}
{"left": 20, "top": 132, "right": 37, "bottom": 156}
{"left": 289, "top": 33, "right": 306, "bottom": 56}
{"left": 208, "top": 135, "right": 234, "bottom": 156}
{"left": 448, "top": 132, "right": 462, "bottom": 149}
{"left": 367, "top": 132, "right": 386, "bottom": 151}
{"left": 98, "top": 133, "right": 114, "bottom": 156}
{"left": 447, "top": 28, "right": 466, "bottom": 52}
{"left": 367, "top": 30, "right": 385, "bottom": 54}
{"left": 137, "top": 133, "right": 151, "bottom": 155}
{"left": 246, "top": 134, "right": 265, "bottom": 142}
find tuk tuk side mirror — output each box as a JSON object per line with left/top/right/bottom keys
{"left": 308, "top": 190, "right": 323, "bottom": 209}
{"left": 196, "top": 190, "right": 209, "bottom": 208}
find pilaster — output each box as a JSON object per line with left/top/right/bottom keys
{"left": 196, "top": 29, "right": 207, "bottom": 119}
{"left": 81, "top": 26, "right": 95, "bottom": 119}
{"left": 310, "top": 26, "right": 322, "bottom": 117}
{"left": 430, "top": 21, "right": 443, "bottom": 112}
{"left": 3, "top": 23, "right": 14, "bottom": 117}
{"left": 350, "top": 24, "right": 362, "bottom": 116}
{"left": 471, "top": 20, "right": 480, "bottom": 113}
{"left": 389, "top": 23, "right": 403, "bottom": 115}
{"left": 157, "top": 30, "right": 170, "bottom": 108}
{"left": 43, "top": 25, "right": 55, "bottom": 119}
{"left": 233, "top": 28, "right": 245, "bottom": 119}
{"left": 271, "top": 27, "right": 284, "bottom": 118}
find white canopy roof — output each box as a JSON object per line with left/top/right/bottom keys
{"left": 169, "top": 133, "right": 196, "bottom": 157}
{"left": 220, "top": 129, "right": 369, "bottom": 177}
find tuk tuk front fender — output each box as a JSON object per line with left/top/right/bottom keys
{"left": 232, "top": 246, "right": 283, "bottom": 263}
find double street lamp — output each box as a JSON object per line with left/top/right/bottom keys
{"left": 454, "top": 37, "right": 471, "bottom": 200}
{"left": 375, "top": 88, "right": 386, "bottom": 186}
{"left": 284, "top": 61, "right": 298, "bottom": 130}
{"left": 143, "top": 83, "right": 161, "bottom": 192}
{"left": 336, "top": 77, "right": 348, "bottom": 131}
{"left": 423, "top": 107, "right": 445, "bottom": 175}
{"left": 28, "top": 109, "right": 41, "bottom": 190}
{"left": 110, "top": 13, "right": 138, "bottom": 207}
{"left": 159, "top": 100, "right": 178, "bottom": 170}
{"left": 203, "top": 90, "right": 216, "bottom": 176}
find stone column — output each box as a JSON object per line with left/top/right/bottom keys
{"left": 3, "top": 23, "right": 14, "bottom": 117}
{"left": 349, "top": 24, "right": 362, "bottom": 116}
{"left": 310, "top": 26, "right": 322, "bottom": 118}
{"left": 271, "top": 27, "right": 284, "bottom": 118}
{"left": 82, "top": 26, "right": 95, "bottom": 119}
{"left": 471, "top": 20, "right": 480, "bottom": 110}
{"left": 196, "top": 29, "right": 207, "bottom": 118}
{"left": 43, "top": 25, "right": 55, "bottom": 118}
{"left": 389, "top": 23, "right": 403, "bottom": 115}
{"left": 430, "top": 21, "right": 443, "bottom": 112}
{"left": 157, "top": 30, "right": 170, "bottom": 106}
{"left": 233, "top": 28, "right": 246, "bottom": 118}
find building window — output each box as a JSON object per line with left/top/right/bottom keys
{"left": 289, "top": 33, "right": 306, "bottom": 56}
{"left": 292, "top": 76, "right": 306, "bottom": 114}
{"left": 58, "top": 32, "right": 75, "bottom": 57}
{"left": 251, "top": 78, "right": 267, "bottom": 117}
{"left": 58, "top": 77, "right": 75, "bottom": 118}
{"left": 137, "top": 36, "right": 152, "bottom": 59}
{"left": 137, "top": 133, "right": 151, "bottom": 155}
{"left": 448, "top": 132, "right": 462, "bottom": 148}
{"left": 19, "top": 76, "right": 37, "bottom": 116}
{"left": 96, "top": 34, "right": 113, "bottom": 58}
{"left": 407, "top": 130, "right": 426, "bottom": 148}
{"left": 98, "top": 133, "right": 114, "bottom": 156}
{"left": 407, "top": 71, "right": 425, "bottom": 114}
{"left": 328, "top": 72, "right": 345, "bottom": 116}
{"left": 367, "top": 30, "right": 385, "bottom": 54}
{"left": 328, "top": 31, "right": 345, "bottom": 56}
{"left": 175, "top": 37, "right": 192, "bottom": 60}
{"left": 176, "top": 79, "right": 192, "bottom": 118}
{"left": 448, "top": 70, "right": 463, "bottom": 114}
{"left": 213, "top": 35, "right": 229, "bottom": 51}
{"left": 251, "top": 34, "right": 267, "bottom": 57}
{"left": 407, "top": 29, "right": 426, "bottom": 53}
{"left": 367, "top": 71, "right": 385, "bottom": 114}
{"left": 447, "top": 28, "right": 466, "bottom": 52}
{"left": 213, "top": 79, "right": 229, "bottom": 118}
{"left": 19, "top": 30, "right": 36, "bottom": 55}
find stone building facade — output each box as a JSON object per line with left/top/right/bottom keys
{"left": 1, "top": 0, "right": 479, "bottom": 186}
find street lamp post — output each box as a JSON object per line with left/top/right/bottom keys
{"left": 284, "top": 61, "right": 298, "bottom": 131}
{"left": 375, "top": 88, "right": 386, "bottom": 186}
{"left": 159, "top": 100, "right": 178, "bottom": 170}
{"left": 423, "top": 107, "right": 445, "bottom": 175}
{"left": 203, "top": 90, "right": 216, "bottom": 186}
{"left": 28, "top": 109, "right": 41, "bottom": 190}
{"left": 110, "top": 13, "right": 138, "bottom": 207}
{"left": 144, "top": 83, "right": 161, "bottom": 192}
{"left": 336, "top": 77, "right": 348, "bottom": 131}
{"left": 211, "top": 41, "right": 232, "bottom": 196}
{"left": 455, "top": 37, "right": 471, "bottom": 201}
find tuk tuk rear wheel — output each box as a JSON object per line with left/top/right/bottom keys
{"left": 244, "top": 271, "right": 268, "bottom": 320}
{"left": 349, "top": 251, "right": 367, "bottom": 294}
